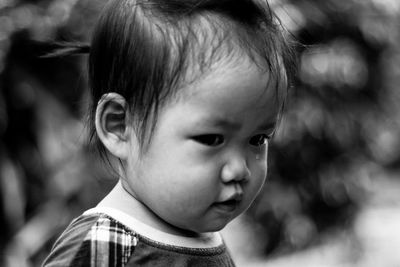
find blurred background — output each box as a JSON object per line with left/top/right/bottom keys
{"left": 1, "top": 0, "right": 400, "bottom": 266}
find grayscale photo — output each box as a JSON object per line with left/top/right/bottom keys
{"left": 1, "top": 0, "right": 399, "bottom": 266}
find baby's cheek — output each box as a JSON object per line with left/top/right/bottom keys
{"left": 248, "top": 164, "right": 268, "bottom": 194}
{"left": 162, "top": 188, "right": 214, "bottom": 226}
{"left": 166, "top": 175, "right": 216, "bottom": 204}
{"left": 250, "top": 154, "right": 268, "bottom": 178}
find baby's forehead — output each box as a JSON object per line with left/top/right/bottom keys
{"left": 170, "top": 57, "right": 283, "bottom": 110}
{"left": 158, "top": 58, "right": 282, "bottom": 134}
{"left": 181, "top": 54, "right": 284, "bottom": 94}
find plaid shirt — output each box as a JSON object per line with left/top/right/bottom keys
{"left": 42, "top": 210, "right": 235, "bottom": 267}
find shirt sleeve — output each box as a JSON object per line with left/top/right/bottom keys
{"left": 42, "top": 214, "right": 138, "bottom": 267}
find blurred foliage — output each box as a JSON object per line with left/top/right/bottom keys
{"left": 250, "top": 0, "right": 400, "bottom": 256}
{"left": 1, "top": 0, "right": 400, "bottom": 266}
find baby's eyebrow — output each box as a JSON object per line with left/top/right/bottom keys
{"left": 198, "top": 117, "right": 276, "bottom": 133}
{"left": 257, "top": 121, "right": 276, "bottom": 132}
{"left": 204, "top": 118, "right": 241, "bottom": 131}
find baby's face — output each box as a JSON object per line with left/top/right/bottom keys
{"left": 125, "top": 59, "right": 282, "bottom": 234}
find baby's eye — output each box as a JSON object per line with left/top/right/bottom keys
{"left": 192, "top": 134, "right": 224, "bottom": 146}
{"left": 249, "top": 134, "right": 269, "bottom": 147}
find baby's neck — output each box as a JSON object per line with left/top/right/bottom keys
{"left": 97, "top": 180, "right": 201, "bottom": 238}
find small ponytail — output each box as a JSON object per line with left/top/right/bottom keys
{"left": 40, "top": 42, "right": 90, "bottom": 58}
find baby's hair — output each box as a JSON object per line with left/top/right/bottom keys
{"left": 53, "top": 0, "right": 296, "bottom": 160}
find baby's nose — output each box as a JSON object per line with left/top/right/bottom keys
{"left": 221, "top": 155, "right": 250, "bottom": 183}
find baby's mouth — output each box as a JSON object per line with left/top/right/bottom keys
{"left": 213, "top": 193, "right": 243, "bottom": 213}
{"left": 213, "top": 199, "right": 240, "bottom": 212}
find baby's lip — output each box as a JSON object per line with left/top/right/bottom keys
{"left": 217, "top": 192, "right": 243, "bottom": 204}
{"left": 212, "top": 195, "right": 242, "bottom": 213}
{"left": 213, "top": 185, "right": 243, "bottom": 212}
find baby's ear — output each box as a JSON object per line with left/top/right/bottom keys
{"left": 95, "top": 93, "right": 130, "bottom": 159}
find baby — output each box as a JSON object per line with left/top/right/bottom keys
{"left": 43, "top": 0, "right": 295, "bottom": 266}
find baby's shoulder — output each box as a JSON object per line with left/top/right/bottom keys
{"left": 43, "top": 208, "right": 236, "bottom": 267}
{"left": 42, "top": 212, "right": 138, "bottom": 267}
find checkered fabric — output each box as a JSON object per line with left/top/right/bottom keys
{"left": 51, "top": 215, "right": 138, "bottom": 267}
{"left": 82, "top": 216, "right": 138, "bottom": 266}
{"left": 43, "top": 211, "right": 235, "bottom": 267}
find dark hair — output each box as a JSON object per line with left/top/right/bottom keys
{"left": 64, "top": 0, "right": 296, "bottom": 158}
